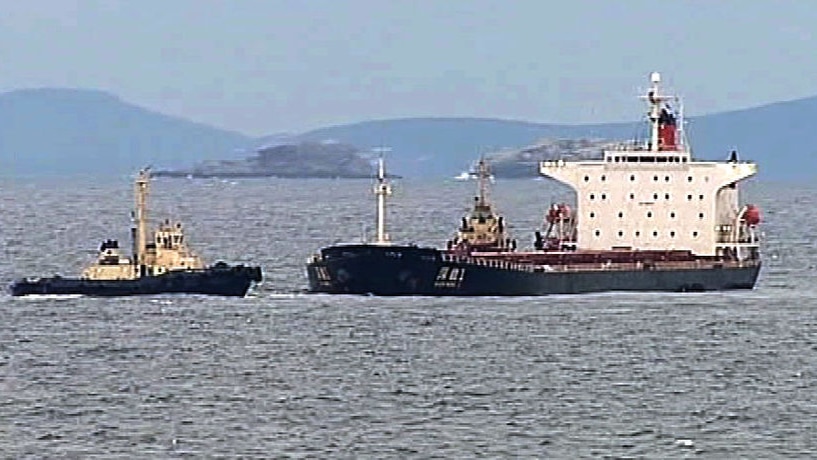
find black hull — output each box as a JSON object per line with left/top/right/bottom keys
{"left": 306, "top": 245, "right": 761, "bottom": 296}
{"left": 10, "top": 264, "right": 262, "bottom": 297}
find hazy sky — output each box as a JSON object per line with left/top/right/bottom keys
{"left": 2, "top": 1, "right": 816, "bottom": 136}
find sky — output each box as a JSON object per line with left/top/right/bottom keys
{"left": 1, "top": 0, "right": 816, "bottom": 136}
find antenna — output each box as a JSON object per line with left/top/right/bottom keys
{"left": 640, "top": 71, "right": 669, "bottom": 152}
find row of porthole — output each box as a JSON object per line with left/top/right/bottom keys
{"left": 589, "top": 193, "right": 706, "bottom": 201}
{"left": 584, "top": 175, "right": 706, "bottom": 183}
{"left": 593, "top": 230, "right": 700, "bottom": 238}
{"left": 588, "top": 211, "right": 705, "bottom": 219}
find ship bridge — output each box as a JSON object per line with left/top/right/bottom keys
{"left": 539, "top": 72, "right": 759, "bottom": 258}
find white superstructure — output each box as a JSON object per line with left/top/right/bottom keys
{"left": 540, "top": 72, "right": 760, "bottom": 258}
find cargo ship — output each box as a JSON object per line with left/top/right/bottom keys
{"left": 306, "top": 72, "right": 762, "bottom": 296}
{"left": 10, "top": 169, "right": 262, "bottom": 297}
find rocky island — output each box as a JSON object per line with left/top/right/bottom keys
{"left": 154, "top": 141, "right": 375, "bottom": 179}
{"left": 486, "top": 138, "right": 617, "bottom": 178}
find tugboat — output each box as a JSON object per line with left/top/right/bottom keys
{"left": 10, "top": 168, "right": 262, "bottom": 297}
{"left": 306, "top": 72, "right": 762, "bottom": 296}
{"left": 447, "top": 158, "right": 515, "bottom": 253}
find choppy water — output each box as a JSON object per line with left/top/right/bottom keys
{"left": 1, "top": 176, "right": 815, "bottom": 457}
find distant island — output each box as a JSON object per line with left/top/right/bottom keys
{"left": 154, "top": 137, "right": 615, "bottom": 180}
{"left": 154, "top": 141, "right": 375, "bottom": 179}
{"left": 486, "top": 138, "right": 616, "bottom": 178}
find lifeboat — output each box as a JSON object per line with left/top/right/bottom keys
{"left": 743, "top": 204, "right": 761, "bottom": 226}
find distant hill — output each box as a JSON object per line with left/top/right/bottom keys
{"left": 0, "top": 88, "right": 251, "bottom": 175}
{"left": 296, "top": 118, "right": 635, "bottom": 179}
{"left": 680, "top": 97, "right": 817, "bottom": 181}
{"left": 487, "top": 139, "right": 618, "bottom": 178}
{"left": 295, "top": 97, "right": 817, "bottom": 180}
{"left": 3, "top": 87, "right": 817, "bottom": 180}
{"left": 154, "top": 141, "right": 374, "bottom": 178}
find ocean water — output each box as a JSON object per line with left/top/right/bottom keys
{"left": 0, "top": 176, "right": 815, "bottom": 458}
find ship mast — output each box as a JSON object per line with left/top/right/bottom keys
{"left": 647, "top": 72, "right": 662, "bottom": 152}
{"left": 476, "top": 157, "right": 490, "bottom": 206}
{"left": 134, "top": 168, "right": 150, "bottom": 266}
{"left": 373, "top": 157, "right": 392, "bottom": 245}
